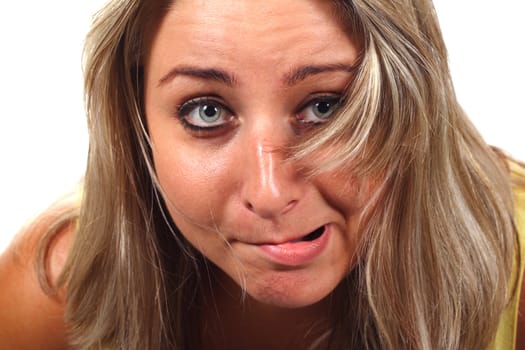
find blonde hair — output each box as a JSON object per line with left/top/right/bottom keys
{"left": 48, "top": 0, "right": 519, "bottom": 349}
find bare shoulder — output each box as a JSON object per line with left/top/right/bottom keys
{"left": 0, "top": 204, "right": 76, "bottom": 350}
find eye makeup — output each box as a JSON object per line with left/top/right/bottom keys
{"left": 176, "top": 96, "right": 235, "bottom": 134}
{"left": 173, "top": 91, "right": 345, "bottom": 137}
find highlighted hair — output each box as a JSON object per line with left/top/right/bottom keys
{"left": 49, "top": 0, "right": 519, "bottom": 349}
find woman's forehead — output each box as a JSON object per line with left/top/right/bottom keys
{"left": 145, "top": 0, "right": 359, "bottom": 83}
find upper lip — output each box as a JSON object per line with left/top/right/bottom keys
{"left": 253, "top": 224, "right": 327, "bottom": 246}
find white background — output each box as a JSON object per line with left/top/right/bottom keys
{"left": 0, "top": 0, "right": 524, "bottom": 253}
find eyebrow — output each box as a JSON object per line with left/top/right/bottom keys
{"left": 158, "top": 66, "right": 237, "bottom": 87}
{"left": 157, "top": 63, "right": 358, "bottom": 87}
{"left": 284, "top": 63, "right": 358, "bottom": 86}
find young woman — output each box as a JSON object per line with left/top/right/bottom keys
{"left": 1, "top": 0, "right": 524, "bottom": 349}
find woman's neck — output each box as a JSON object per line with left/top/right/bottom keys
{"left": 198, "top": 267, "right": 332, "bottom": 350}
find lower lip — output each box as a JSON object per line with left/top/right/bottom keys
{"left": 257, "top": 225, "right": 331, "bottom": 266}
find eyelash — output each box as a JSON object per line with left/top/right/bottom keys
{"left": 175, "top": 94, "right": 342, "bottom": 134}
{"left": 176, "top": 97, "right": 233, "bottom": 133}
{"left": 295, "top": 94, "right": 342, "bottom": 126}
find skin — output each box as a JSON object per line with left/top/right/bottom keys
{"left": 145, "top": 0, "right": 366, "bottom": 308}
{"left": 143, "top": 0, "right": 370, "bottom": 346}
{"left": 0, "top": 208, "right": 71, "bottom": 350}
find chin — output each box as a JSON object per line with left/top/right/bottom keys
{"left": 243, "top": 270, "right": 340, "bottom": 309}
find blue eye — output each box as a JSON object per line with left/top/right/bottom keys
{"left": 297, "top": 96, "right": 341, "bottom": 125}
{"left": 177, "top": 98, "right": 232, "bottom": 129}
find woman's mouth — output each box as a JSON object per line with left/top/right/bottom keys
{"left": 291, "top": 225, "right": 325, "bottom": 242}
{"left": 257, "top": 225, "right": 330, "bottom": 266}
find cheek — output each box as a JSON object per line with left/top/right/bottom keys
{"left": 314, "top": 170, "right": 380, "bottom": 245}
{"left": 314, "top": 171, "right": 363, "bottom": 214}
{"left": 151, "top": 142, "right": 246, "bottom": 271}
{"left": 152, "top": 140, "right": 233, "bottom": 228}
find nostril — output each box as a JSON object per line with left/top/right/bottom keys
{"left": 244, "top": 198, "right": 298, "bottom": 217}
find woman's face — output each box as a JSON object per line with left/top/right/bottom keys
{"left": 144, "top": 0, "right": 371, "bottom": 308}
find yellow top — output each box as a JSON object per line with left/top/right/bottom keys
{"left": 488, "top": 161, "right": 525, "bottom": 350}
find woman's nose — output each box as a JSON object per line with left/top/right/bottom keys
{"left": 240, "top": 136, "right": 305, "bottom": 219}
